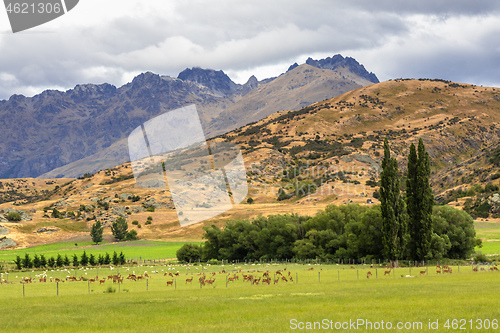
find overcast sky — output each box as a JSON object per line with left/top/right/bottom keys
{"left": 1, "top": 0, "right": 500, "bottom": 100}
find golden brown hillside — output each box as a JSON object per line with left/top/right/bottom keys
{"left": 1, "top": 79, "right": 500, "bottom": 248}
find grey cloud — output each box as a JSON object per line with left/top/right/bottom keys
{"left": 1, "top": 0, "right": 500, "bottom": 99}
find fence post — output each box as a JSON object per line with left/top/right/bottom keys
{"left": 23, "top": 283, "right": 25, "bottom": 297}
{"left": 175, "top": 279, "right": 177, "bottom": 290}
{"left": 318, "top": 272, "right": 320, "bottom": 283}
{"left": 338, "top": 271, "right": 340, "bottom": 281}
{"left": 88, "top": 281, "right": 90, "bottom": 294}
{"left": 296, "top": 273, "right": 298, "bottom": 284}
{"left": 357, "top": 270, "right": 359, "bottom": 280}
{"left": 376, "top": 268, "right": 378, "bottom": 279}
{"left": 147, "top": 279, "right": 149, "bottom": 291}
{"left": 57, "top": 282, "right": 59, "bottom": 296}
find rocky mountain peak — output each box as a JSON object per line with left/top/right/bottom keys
{"left": 177, "top": 67, "right": 238, "bottom": 96}
{"left": 305, "top": 54, "right": 379, "bottom": 83}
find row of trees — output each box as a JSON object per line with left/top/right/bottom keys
{"left": 177, "top": 138, "right": 479, "bottom": 264}
{"left": 14, "top": 251, "right": 126, "bottom": 270}
{"left": 176, "top": 203, "right": 477, "bottom": 263}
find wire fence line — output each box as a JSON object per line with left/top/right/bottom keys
{"left": 1, "top": 260, "right": 498, "bottom": 300}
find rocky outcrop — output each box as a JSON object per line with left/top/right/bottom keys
{"left": 305, "top": 55, "right": 379, "bottom": 83}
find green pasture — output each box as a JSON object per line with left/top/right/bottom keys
{"left": 474, "top": 221, "right": 500, "bottom": 255}
{"left": 0, "top": 263, "right": 499, "bottom": 332}
{"left": 0, "top": 240, "right": 190, "bottom": 265}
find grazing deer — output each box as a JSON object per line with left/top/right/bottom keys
{"left": 494, "top": 266, "right": 499, "bottom": 271}
{"left": 436, "top": 270, "right": 441, "bottom": 274}
{"left": 384, "top": 269, "right": 391, "bottom": 276}
{"left": 185, "top": 278, "right": 193, "bottom": 284}
{"left": 473, "top": 267, "right": 478, "bottom": 272}
{"left": 420, "top": 271, "right": 426, "bottom": 276}
{"left": 367, "top": 271, "right": 372, "bottom": 279}
{"left": 99, "top": 279, "right": 106, "bottom": 284}
{"left": 166, "top": 280, "right": 174, "bottom": 286}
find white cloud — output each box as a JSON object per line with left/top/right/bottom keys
{"left": 1, "top": 0, "right": 500, "bottom": 99}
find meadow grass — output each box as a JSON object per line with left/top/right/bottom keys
{"left": 0, "top": 240, "right": 190, "bottom": 264}
{"left": 474, "top": 221, "right": 500, "bottom": 255}
{"left": 0, "top": 263, "right": 499, "bottom": 332}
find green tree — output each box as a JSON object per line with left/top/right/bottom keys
{"left": 14, "top": 255, "right": 22, "bottom": 270}
{"left": 33, "top": 254, "right": 41, "bottom": 268}
{"left": 111, "top": 217, "right": 128, "bottom": 241}
{"left": 89, "top": 254, "right": 96, "bottom": 266}
{"left": 380, "top": 138, "right": 407, "bottom": 267}
{"left": 124, "top": 229, "right": 138, "bottom": 241}
{"left": 47, "top": 256, "right": 56, "bottom": 268}
{"left": 56, "top": 254, "right": 64, "bottom": 267}
{"left": 119, "top": 252, "right": 126, "bottom": 265}
{"left": 406, "top": 139, "right": 434, "bottom": 264}
{"left": 97, "top": 254, "right": 104, "bottom": 265}
{"left": 22, "top": 253, "right": 32, "bottom": 268}
{"left": 80, "top": 251, "right": 89, "bottom": 266}
{"left": 51, "top": 208, "right": 61, "bottom": 218}
{"left": 104, "top": 252, "right": 111, "bottom": 265}
{"left": 176, "top": 243, "right": 202, "bottom": 263}
{"left": 63, "top": 254, "right": 70, "bottom": 266}
{"left": 90, "top": 220, "right": 104, "bottom": 245}
{"left": 112, "top": 251, "right": 119, "bottom": 265}
{"left": 40, "top": 254, "right": 47, "bottom": 268}
{"left": 432, "top": 205, "right": 477, "bottom": 259}
{"left": 72, "top": 254, "right": 79, "bottom": 267}
{"left": 6, "top": 212, "right": 21, "bottom": 221}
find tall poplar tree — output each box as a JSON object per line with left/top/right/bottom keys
{"left": 380, "top": 138, "right": 407, "bottom": 267}
{"left": 406, "top": 138, "right": 434, "bottom": 264}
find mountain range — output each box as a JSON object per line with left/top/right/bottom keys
{"left": 0, "top": 54, "right": 378, "bottom": 179}
{"left": 1, "top": 78, "right": 499, "bottom": 248}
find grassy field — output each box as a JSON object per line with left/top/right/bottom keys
{"left": 0, "top": 240, "right": 191, "bottom": 267}
{"left": 474, "top": 221, "right": 500, "bottom": 255}
{"left": 0, "top": 263, "right": 499, "bottom": 332}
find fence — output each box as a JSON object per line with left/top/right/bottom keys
{"left": 1, "top": 261, "right": 498, "bottom": 299}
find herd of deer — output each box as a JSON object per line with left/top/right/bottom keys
{"left": 4, "top": 263, "right": 499, "bottom": 286}
{"left": 362, "top": 264, "right": 476, "bottom": 279}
